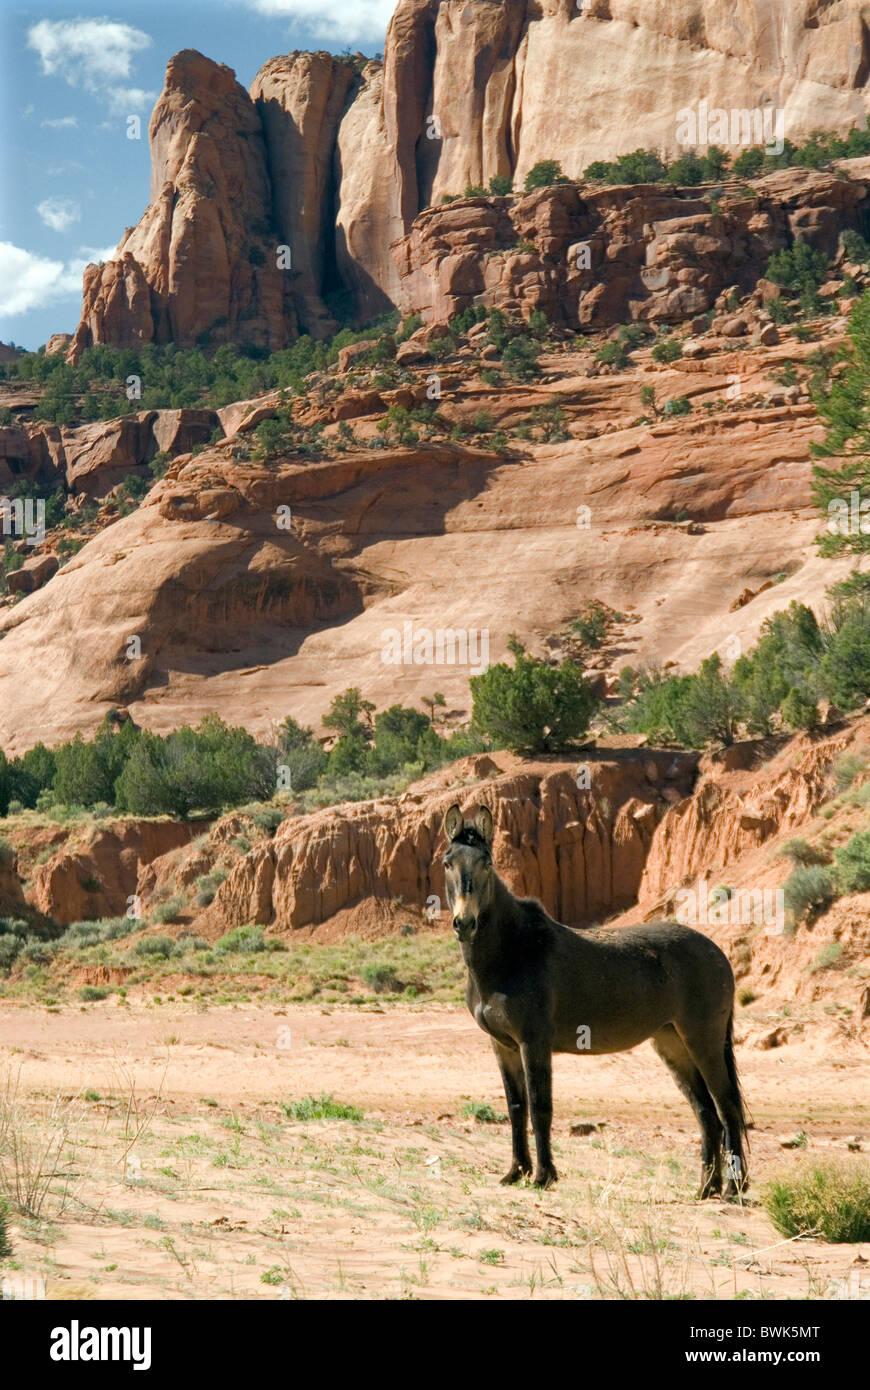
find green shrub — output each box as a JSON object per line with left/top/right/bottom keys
{"left": 152, "top": 895, "right": 185, "bottom": 925}
{"left": 809, "top": 941, "right": 844, "bottom": 972}
{"left": 502, "top": 335, "right": 540, "bottom": 381}
{"left": 572, "top": 606, "right": 609, "bottom": 648}
{"left": 583, "top": 148, "right": 667, "bottom": 185}
{"left": 767, "top": 297, "right": 794, "bottom": 325}
{"left": 249, "top": 805, "right": 285, "bottom": 835}
{"left": 841, "top": 229, "right": 870, "bottom": 265}
{"left": 53, "top": 721, "right": 139, "bottom": 808}
{"left": 524, "top": 160, "right": 569, "bottom": 192}
{"left": 833, "top": 828, "right": 870, "bottom": 893}
{"left": 59, "top": 917, "right": 143, "bottom": 949}
{"left": 595, "top": 341, "right": 629, "bottom": 369}
{"left": 280, "top": 1094, "right": 363, "bottom": 1121}
{"left": 396, "top": 314, "right": 422, "bottom": 343}
{"left": 652, "top": 338, "right": 683, "bottom": 364}
{"left": 471, "top": 638, "right": 597, "bottom": 754}
{"left": 832, "top": 753, "right": 865, "bottom": 792}
{"left": 617, "top": 323, "right": 647, "bottom": 349}
{"left": 624, "top": 654, "right": 740, "bottom": 748}
{"left": 0, "top": 935, "right": 22, "bottom": 970}
{"left": 0, "top": 1200, "right": 11, "bottom": 1258}
{"left": 766, "top": 243, "right": 829, "bottom": 295}
{"left": 20, "top": 937, "right": 59, "bottom": 964}
{"left": 78, "top": 985, "right": 109, "bottom": 1002}
{"left": 362, "top": 962, "right": 403, "bottom": 994}
{"left": 783, "top": 864, "right": 836, "bottom": 921}
{"left": 780, "top": 687, "right": 819, "bottom": 730}
{"left": 765, "top": 1161, "right": 870, "bottom": 1242}
{"left": 132, "top": 935, "right": 177, "bottom": 959}
{"left": 488, "top": 174, "right": 513, "bottom": 196}
{"left": 427, "top": 334, "right": 456, "bottom": 362}
{"left": 195, "top": 869, "right": 228, "bottom": 907}
{"left": 462, "top": 1101, "right": 502, "bottom": 1123}
{"left": 214, "top": 924, "right": 284, "bottom": 954}
{"left": 115, "top": 715, "right": 273, "bottom": 817}
{"left": 778, "top": 838, "right": 829, "bottom": 867}
{"left": 662, "top": 395, "right": 692, "bottom": 417}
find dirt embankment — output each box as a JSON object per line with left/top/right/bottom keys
{"left": 5, "top": 719, "right": 870, "bottom": 1026}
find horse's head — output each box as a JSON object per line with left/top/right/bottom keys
{"left": 441, "top": 804, "right": 494, "bottom": 943}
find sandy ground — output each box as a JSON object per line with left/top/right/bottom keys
{"left": 0, "top": 999, "right": 868, "bottom": 1301}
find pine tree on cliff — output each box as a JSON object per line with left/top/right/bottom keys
{"left": 811, "top": 294, "right": 870, "bottom": 556}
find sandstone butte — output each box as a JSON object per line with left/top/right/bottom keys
{"left": 68, "top": 0, "right": 870, "bottom": 355}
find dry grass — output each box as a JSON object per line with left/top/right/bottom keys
{"left": 0, "top": 1067, "right": 80, "bottom": 1219}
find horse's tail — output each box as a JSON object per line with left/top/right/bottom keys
{"left": 724, "top": 1008, "right": 750, "bottom": 1157}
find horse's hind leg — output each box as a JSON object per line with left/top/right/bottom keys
{"left": 677, "top": 1021, "right": 749, "bottom": 1200}
{"left": 652, "top": 1025, "right": 724, "bottom": 1198}
{"left": 491, "top": 1039, "right": 532, "bottom": 1184}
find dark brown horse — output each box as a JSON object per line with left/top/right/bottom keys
{"left": 441, "top": 804, "right": 748, "bottom": 1197}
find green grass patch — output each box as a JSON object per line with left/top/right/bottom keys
{"left": 280, "top": 1094, "right": 364, "bottom": 1123}
{"left": 765, "top": 1161, "right": 870, "bottom": 1242}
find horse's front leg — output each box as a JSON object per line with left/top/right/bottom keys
{"left": 491, "top": 1039, "right": 532, "bottom": 1184}
{"left": 520, "top": 1037, "right": 557, "bottom": 1188}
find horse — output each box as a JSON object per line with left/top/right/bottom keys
{"left": 441, "top": 804, "right": 749, "bottom": 1197}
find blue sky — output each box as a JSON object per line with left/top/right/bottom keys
{"left": 0, "top": 1, "right": 396, "bottom": 350}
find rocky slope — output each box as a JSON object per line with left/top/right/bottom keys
{"left": 0, "top": 408, "right": 219, "bottom": 500}
{"left": 396, "top": 164, "right": 869, "bottom": 328}
{"left": 68, "top": 0, "right": 870, "bottom": 353}
{"left": 0, "top": 294, "right": 854, "bottom": 752}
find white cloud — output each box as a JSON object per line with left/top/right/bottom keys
{"left": 0, "top": 242, "right": 117, "bottom": 316}
{"left": 0, "top": 243, "right": 81, "bottom": 316}
{"left": 104, "top": 86, "right": 157, "bottom": 115}
{"left": 27, "top": 19, "right": 154, "bottom": 112}
{"left": 37, "top": 197, "right": 82, "bottom": 234}
{"left": 47, "top": 161, "right": 87, "bottom": 177}
{"left": 28, "top": 18, "right": 151, "bottom": 85}
{"left": 41, "top": 116, "right": 79, "bottom": 129}
{"left": 67, "top": 244, "right": 119, "bottom": 278}
{"left": 239, "top": 0, "right": 393, "bottom": 43}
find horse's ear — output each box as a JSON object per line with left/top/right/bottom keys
{"left": 443, "top": 804, "right": 463, "bottom": 841}
{"left": 474, "top": 805, "right": 493, "bottom": 845}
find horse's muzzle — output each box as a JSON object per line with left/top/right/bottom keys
{"left": 453, "top": 915, "right": 478, "bottom": 942}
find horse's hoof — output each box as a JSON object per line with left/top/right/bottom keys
{"left": 500, "top": 1162, "right": 532, "bottom": 1185}
{"left": 532, "top": 1167, "right": 558, "bottom": 1189}
{"left": 697, "top": 1174, "right": 722, "bottom": 1200}
{"left": 724, "top": 1178, "right": 750, "bottom": 1201}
